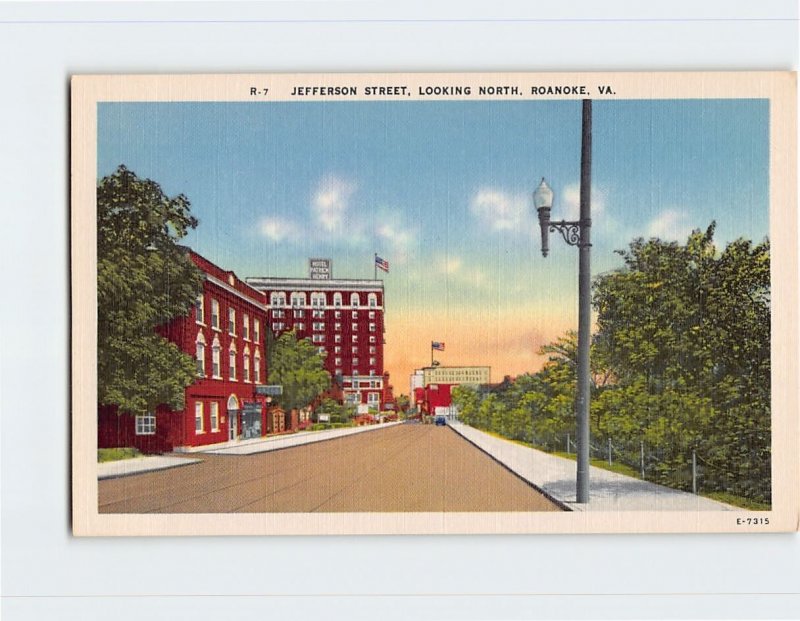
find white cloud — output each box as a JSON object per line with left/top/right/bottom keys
{"left": 470, "top": 188, "right": 528, "bottom": 232}
{"left": 259, "top": 216, "right": 299, "bottom": 242}
{"left": 312, "top": 176, "right": 356, "bottom": 233}
{"left": 561, "top": 183, "right": 606, "bottom": 221}
{"left": 647, "top": 209, "right": 693, "bottom": 241}
{"left": 439, "top": 256, "right": 462, "bottom": 274}
{"left": 372, "top": 209, "right": 417, "bottom": 265}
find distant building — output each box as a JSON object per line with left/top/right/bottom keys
{"left": 422, "top": 365, "right": 490, "bottom": 387}
{"left": 246, "top": 276, "right": 393, "bottom": 411}
{"left": 410, "top": 370, "right": 425, "bottom": 404}
{"left": 98, "top": 250, "right": 274, "bottom": 453}
{"left": 413, "top": 365, "right": 491, "bottom": 417}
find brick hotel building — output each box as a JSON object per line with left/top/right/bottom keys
{"left": 98, "top": 250, "right": 274, "bottom": 453}
{"left": 246, "top": 276, "right": 394, "bottom": 411}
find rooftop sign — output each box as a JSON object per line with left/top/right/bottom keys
{"left": 309, "top": 258, "right": 332, "bottom": 280}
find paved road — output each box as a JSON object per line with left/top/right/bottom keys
{"left": 99, "top": 424, "right": 562, "bottom": 513}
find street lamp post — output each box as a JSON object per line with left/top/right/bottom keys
{"left": 534, "top": 99, "right": 593, "bottom": 504}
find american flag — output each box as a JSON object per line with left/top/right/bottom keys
{"left": 375, "top": 255, "right": 389, "bottom": 273}
{"left": 431, "top": 341, "right": 445, "bottom": 351}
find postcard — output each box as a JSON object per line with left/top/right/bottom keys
{"left": 71, "top": 71, "right": 798, "bottom": 535}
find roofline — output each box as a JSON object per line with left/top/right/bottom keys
{"left": 246, "top": 277, "right": 384, "bottom": 291}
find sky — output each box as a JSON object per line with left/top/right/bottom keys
{"left": 98, "top": 99, "right": 769, "bottom": 391}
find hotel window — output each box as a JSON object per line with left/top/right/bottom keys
{"left": 228, "top": 307, "right": 236, "bottom": 335}
{"left": 312, "top": 334, "right": 324, "bottom": 344}
{"left": 210, "top": 402, "right": 219, "bottom": 432}
{"left": 352, "top": 311, "right": 358, "bottom": 319}
{"left": 369, "top": 323, "right": 376, "bottom": 332}
{"left": 195, "top": 402, "right": 204, "bottom": 433}
{"left": 353, "top": 358, "right": 359, "bottom": 365}
{"left": 195, "top": 332, "right": 206, "bottom": 376}
{"left": 350, "top": 293, "right": 360, "bottom": 307}
{"left": 351, "top": 322, "right": 358, "bottom": 331}
{"left": 333, "top": 292, "right": 342, "bottom": 307}
{"left": 243, "top": 349, "right": 251, "bottom": 383}
{"left": 271, "top": 292, "right": 285, "bottom": 307}
{"left": 273, "top": 322, "right": 285, "bottom": 332}
{"left": 335, "top": 322, "right": 341, "bottom": 331}
{"left": 294, "top": 309, "right": 305, "bottom": 318}
{"left": 334, "top": 346, "right": 342, "bottom": 354}
{"left": 352, "top": 370, "right": 359, "bottom": 377}
{"left": 135, "top": 413, "right": 156, "bottom": 435}
{"left": 368, "top": 293, "right": 377, "bottom": 307}
{"left": 369, "top": 336, "right": 376, "bottom": 344}
{"left": 351, "top": 346, "right": 358, "bottom": 354}
{"left": 311, "top": 292, "right": 325, "bottom": 307}
{"left": 313, "top": 322, "right": 325, "bottom": 331}
{"left": 335, "top": 357, "right": 342, "bottom": 366}
{"left": 334, "top": 310, "right": 341, "bottom": 319}
{"left": 272, "top": 309, "right": 284, "bottom": 318}
{"left": 312, "top": 309, "right": 325, "bottom": 319}
{"left": 368, "top": 392, "right": 379, "bottom": 404}
{"left": 334, "top": 335, "right": 341, "bottom": 343}
{"left": 369, "top": 357, "right": 376, "bottom": 366}
{"left": 369, "top": 346, "right": 376, "bottom": 354}
{"left": 254, "top": 350, "right": 261, "bottom": 383}
{"left": 243, "top": 313, "right": 250, "bottom": 340}
{"left": 369, "top": 311, "right": 375, "bottom": 319}
{"left": 229, "top": 345, "right": 237, "bottom": 381}
{"left": 334, "top": 368, "right": 342, "bottom": 376}
{"left": 195, "top": 295, "right": 205, "bottom": 324}
{"left": 254, "top": 319, "right": 260, "bottom": 342}
{"left": 212, "top": 337, "right": 221, "bottom": 378}
{"left": 291, "top": 292, "right": 306, "bottom": 307}
{"left": 317, "top": 347, "right": 326, "bottom": 356}
{"left": 352, "top": 335, "right": 358, "bottom": 343}
{"left": 211, "top": 299, "right": 220, "bottom": 329}
{"left": 296, "top": 322, "right": 305, "bottom": 331}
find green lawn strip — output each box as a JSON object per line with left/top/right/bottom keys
{"left": 700, "top": 491, "right": 771, "bottom": 511}
{"left": 549, "top": 451, "right": 641, "bottom": 477}
{"left": 97, "top": 447, "right": 141, "bottom": 463}
{"left": 453, "top": 428, "right": 772, "bottom": 509}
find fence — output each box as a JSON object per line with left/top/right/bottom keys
{"left": 545, "top": 432, "right": 769, "bottom": 503}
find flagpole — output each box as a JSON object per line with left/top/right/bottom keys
{"left": 431, "top": 342, "right": 434, "bottom": 366}
{"left": 374, "top": 253, "right": 377, "bottom": 280}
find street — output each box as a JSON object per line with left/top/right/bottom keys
{"left": 99, "top": 424, "right": 562, "bottom": 513}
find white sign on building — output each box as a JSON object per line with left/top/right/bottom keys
{"left": 309, "top": 258, "right": 332, "bottom": 280}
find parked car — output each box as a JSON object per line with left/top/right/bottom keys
{"left": 434, "top": 415, "right": 447, "bottom": 426}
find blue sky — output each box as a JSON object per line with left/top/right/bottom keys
{"left": 98, "top": 99, "right": 769, "bottom": 383}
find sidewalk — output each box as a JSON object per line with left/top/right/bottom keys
{"left": 449, "top": 422, "right": 735, "bottom": 512}
{"left": 97, "top": 455, "right": 202, "bottom": 480}
{"left": 199, "top": 421, "right": 404, "bottom": 455}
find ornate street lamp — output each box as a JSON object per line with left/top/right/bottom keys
{"left": 534, "top": 99, "right": 593, "bottom": 504}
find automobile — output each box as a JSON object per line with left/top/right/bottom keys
{"left": 434, "top": 415, "right": 447, "bottom": 426}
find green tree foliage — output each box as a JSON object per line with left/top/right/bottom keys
{"left": 314, "top": 397, "right": 356, "bottom": 424}
{"left": 453, "top": 225, "right": 771, "bottom": 503}
{"left": 267, "top": 331, "right": 331, "bottom": 411}
{"left": 395, "top": 394, "right": 410, "bottom": 414}
{"left": 593, "top": 224, "right": 770, "bottom": 500}
{"left": 97, "top": 165, "right": 203, "bottom": 415}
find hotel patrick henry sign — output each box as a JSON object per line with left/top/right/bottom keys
{"left": 71, "top": 72, "right": 798, "bottom": 536}
{"left": 309, "top": 258, "right": 332, "bottom": 280}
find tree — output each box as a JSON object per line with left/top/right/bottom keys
{"left": 267, "top": 331, "right": 331, "bottom": 412}
{"left": 592, "top": 224, "right": 771, "bottom": 500}
{"left": 395, "top": 394, "right": 410, "bottom": 414}
{"left": 314, "top": 397, "right": 355, "bottom": 423}
{"left": 97, "top": 165, "right": 203, "bottom": 415}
